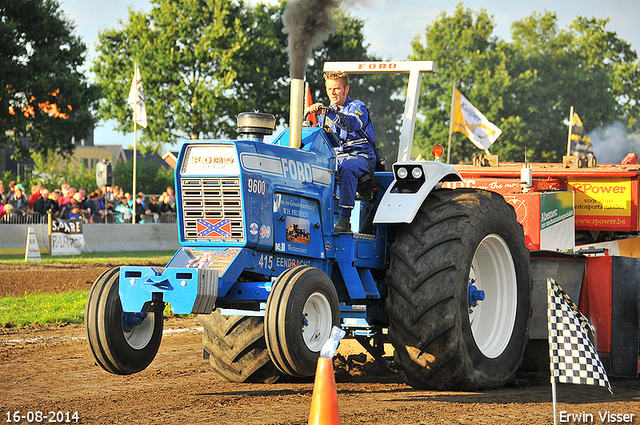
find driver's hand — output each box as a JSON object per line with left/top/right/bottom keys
{"left": 306, "top": 102, "right": 324, "bottom": 115}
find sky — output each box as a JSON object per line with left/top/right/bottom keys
{"left": 58, "top": 0, "right": 640, "bottom": 153}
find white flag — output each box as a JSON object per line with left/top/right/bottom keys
{"left": 127, "top": 63, "right": 147, "bottom": 128}
{"left": 451, "top": 88, "right": 501, "bottom": 150}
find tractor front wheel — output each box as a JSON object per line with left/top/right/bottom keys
{"left": 265, "top": 266, "right": 340, "bottom": 377}
{"left": 85, "top": 267, "right": 163, "bottom": 375}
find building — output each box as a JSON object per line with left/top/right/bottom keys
{"left": 76, "top": 144, "right": 126, "bottom": 171}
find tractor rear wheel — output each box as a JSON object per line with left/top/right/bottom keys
{"left": 265, "top": 266, "right": 340, "bottom": 377}
{"left": 199, "top": 311, "right": 281, "bottom": 383}
{"left": 85, "top": 267, "right": 164, "bottom": 375}
{"left": 385, "top": 188, "right": 531, "bottom": 390}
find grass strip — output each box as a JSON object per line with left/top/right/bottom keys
{"left": 0, "top": 290, "right": 88, "bottom": 328}
{"left": 0, "top": 251, "right": 186, "bottom": 327}
{"left": 0, "top": 291, "right": 184, "bottom": 328}
{"left": 0, "top": 250, "right": 175, "bottom": 265}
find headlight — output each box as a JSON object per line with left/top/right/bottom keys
{"left": 392, "top": 164, "right": 426, "bottom": 194}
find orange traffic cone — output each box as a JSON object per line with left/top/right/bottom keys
{"left": 308, "top": 356, "right": 341, "bottom": 425}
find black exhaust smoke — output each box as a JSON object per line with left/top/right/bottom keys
{"left": 283, "top": 0, "right": 340, "bottom": 79}
{"left": 283, "top": 0, "right": 342, "bottom": 147}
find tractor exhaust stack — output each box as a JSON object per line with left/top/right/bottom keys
{"left": 289, "top": 78, "right": 304, "bottom": 149}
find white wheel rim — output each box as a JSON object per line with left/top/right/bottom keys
{"left": 468, "top": 234, "right": 517, "bottom": 359}
{"left": 301, "top": 292, "right": 333, "bottom": 352}
{"left": 123, "top": 313, "right": 155, "bottom": 350}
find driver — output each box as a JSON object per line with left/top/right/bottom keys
{"left": 307, "top": 71, "right": 376, "bottom": 233}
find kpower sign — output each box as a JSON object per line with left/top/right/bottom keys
{"left": 568, "top": 178, "right": 633, "bottom": 230}
{"left": 446, "top": 173, "right": 640, "bottom": 232}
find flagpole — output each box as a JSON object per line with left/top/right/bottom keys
{"left": 127, "top": 61, "right": 147, "bottom": 225}
{"left": 551, "top": 377, "right": 558, "bottom": 425}
{"left": 547, "top": 276, "right": 613, "bottom": 425}
{"left": 132, "top": 120, "right": 137, "bottom": 224}
{"left": 447, "top": 81, "right": 455, "bottom": 164}
{"left": 566, "top": 105, "right": 574, "bottom": 157}
{"left": 131, "top": 62, "right": 137, "bottom": 225}
{"left": 548, "top": 276, "right": 558, "bottom": 425}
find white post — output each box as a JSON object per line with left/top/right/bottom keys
{"left": 398, "top": 69, "right": 423, "bottom": 162}
{"left": 566, "top": 105, "right": 574, "bottom": 157}
{"left": 322, "top": 61, "right": 435, "bottom": 163}
{"left": 447, "top": 81, "right": 455, "bottom": 164}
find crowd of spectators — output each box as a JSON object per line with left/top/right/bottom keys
{"left": 0, "top": 179, "right": 176, "bottom": 224}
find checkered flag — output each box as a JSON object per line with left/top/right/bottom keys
{"left": 547, "top": 278, "right": 612, "bottom": 394}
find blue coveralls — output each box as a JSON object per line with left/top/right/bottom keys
{"left": 320, "top": 96, "right": 376, "bottom": 218}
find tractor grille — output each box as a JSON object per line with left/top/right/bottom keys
{"left": 181, "top": 178, "right": 244, "bottom": 242}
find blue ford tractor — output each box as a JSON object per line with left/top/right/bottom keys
{"left": 85, "top": 62, "right": 530, "bottom": 390}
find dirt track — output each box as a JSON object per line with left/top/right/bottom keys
{"left": 1, "top": 265, "right": 639, "bottom": 424}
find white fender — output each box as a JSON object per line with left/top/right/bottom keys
{"left": 373, "top": 161, "right": 462, "bottom": 224}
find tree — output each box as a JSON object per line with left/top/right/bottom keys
{"left": 93, "top": 0, "right": 405, "bottom": 156}
{"left": 28, "top": 149, "right": 174, "bottom": 196}
{"left": 505, "top": 12, "right": 638, "bottom": 161}
{"left": 30, "top": 151, "right": 99, "bottom": 193}
{"left": 0, "top": 0, "right": 98, "bottom": 159}
{"left": 305, "top": 9, "right": 405, "bottom": 163}
{"left": 411, "top": 5, "right": 640, "bottom": 163}
{"left": 410, "top": 5, "right": 510, "bottom": 162}
{"left": 94, "top": 0, "right": 290, "bottom": 152}
{"left": 569, "top": 16, "right": 640, "bottom": 129}
{"left": 113, "top": 156, "right": 174, "bottom": 196}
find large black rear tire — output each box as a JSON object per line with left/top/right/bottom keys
{"left": 198, "top": 311, "right": 281, "bottom": 383}
{"left": 385, "top": 188, "right": 531, "bottom": 390}
{"left": 85, "top": 267, "right": 164, "bottom": 375}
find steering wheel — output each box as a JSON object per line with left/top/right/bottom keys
{"left": 304, "top": 105, "right": 350, "bottom": 145}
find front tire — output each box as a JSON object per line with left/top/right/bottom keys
{"left": 265, "top": 266, "right": 340, "bottom": 377}
{"left": 85, "top": 267, "right": 164, "bottom": 375}
{"left": 385, "top": 189, "right": 530, "bottom": 390}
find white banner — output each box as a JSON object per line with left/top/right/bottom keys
{"left": 127, "top": 62, "right": 148, "bottom": 128}
{"left": 51, "top": 219, "right": 85, "bottom": 256}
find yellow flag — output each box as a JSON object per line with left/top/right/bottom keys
{"left": 568, "top": 112, "right": 593, "bottom": 155}
{"left": 451, "top": 88, "right": 501, "bottom": 150}
{"left": 127, "top": 63, "right": 147, "bottom": 128}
